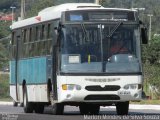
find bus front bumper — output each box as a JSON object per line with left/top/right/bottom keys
{"left": 57, "top": 75, "right": 143, "bottom": 103}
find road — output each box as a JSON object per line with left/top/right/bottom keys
{"left": 0, "top": 104, "right": 160, "bottom": 120}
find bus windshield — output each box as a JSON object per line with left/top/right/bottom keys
{"left": 60, "top": 23, "right": 141, "bottom": 73}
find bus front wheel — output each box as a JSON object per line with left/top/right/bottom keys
{"left": 116, "top": 101, "right": 129, "bottom": 115}
{"left": 34, "top": 103, "right": 44, "bottom": 114}
{"left": 52, "top": 103, "right": 64, "bottom": 115}
{"left": 23, "top": 86, "right": 33, "bottom": 113}
{"left": 79, "top": 104, "right": 89, "bottom": 115}
{"left": 89, "top": 105, "right": 100, "bottom": 115}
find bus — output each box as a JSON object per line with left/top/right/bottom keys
{"left": 10, "top": 3, "right": 148, "bottom": 115}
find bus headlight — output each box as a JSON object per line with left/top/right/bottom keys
{"left": 130, "top": 84, "right": 137, "bottom": 89}
{"left": 124, "top": 85, "right": 129, "bottom": 90}
{"left": 124, "top": 84, "right": 142, "bottom": 90}
{"left": 62, "top": 84, "right": 81, "bottom": 91}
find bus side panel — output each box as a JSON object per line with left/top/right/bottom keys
{"left": 10, "top": 61, "right": 16, "bottom": 84}
{"left": 10, "top": 61, "right": 17, "bottom": 101}
{"left": 18, "top": 57, "right": 49, "bottom": 102}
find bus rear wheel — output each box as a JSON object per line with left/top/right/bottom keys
{"left": 34, "top": 103, "right": 44, "bottom": 114}
{"left": 23, "top": 86, "right": 33, "bottom": 113}
{"left": 116, "top": 101, "right": 129, "bottom": 115}
{"left": 52, "top": 103, "right": 64, "bottom": 115}
{"left": 13, "top": 101, "right": 18, "bottom": 107}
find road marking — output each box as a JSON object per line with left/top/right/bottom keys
{"left": 101, "top": 104, "right": 160, "bottom": 110}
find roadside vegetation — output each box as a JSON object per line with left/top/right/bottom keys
{"left": 0, "top": 73, "right": 11, "bottom": 101}
{"left": 131, "top": 100, "right": 160, "bottom": 105}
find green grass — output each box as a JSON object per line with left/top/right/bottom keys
{"left": 0, "top": 73, "right": 10, "bottom": 100}
{"left": 0, "top": 97, "right": 12, "bottom": 101}
{"left": 131, "top": 100, "right": 160, "bottom": 105}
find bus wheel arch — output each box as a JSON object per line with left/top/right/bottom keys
{"left": 116, "top": 101, "right": 129, "bottom": 115}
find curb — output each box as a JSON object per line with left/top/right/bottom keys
{"left": 0, "top": 102, "right": 13, "bottom": 105}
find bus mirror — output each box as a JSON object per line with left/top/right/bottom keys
{"left": 141, "top": 27, "right": 148, "bottom": 44}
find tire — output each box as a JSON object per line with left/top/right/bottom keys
{"left": 89, "top": 105, "right": 100, "bottom": 115}
{"left": 116, "top": 101, "right": 129, "bottom": 115}
{"left": 52, "top": 103, "right": 64, "bottom": 115}
{"left": 34, "top": 103, "right": 44, "bottom": 114}
{"left": 13, "top": 101, "right": 18, "bottom": 107}
{"left": 23, "top": 85, "right": 33, "bottom": 113}
{"left": 79, "top": 104, "right": 89, "bottom": 115}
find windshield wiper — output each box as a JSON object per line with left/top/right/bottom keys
{"left": 106, "top": 21, "right": 123, "bottom": 38}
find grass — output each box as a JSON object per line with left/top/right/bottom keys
{"left": 0, "top": 97, "right": 12, "bottom": 101}
{"left": 0, "top": 73, "right": 10, "bottom": 101}
{"left": 131, "top": 100, "right": 160, "bottom": 105}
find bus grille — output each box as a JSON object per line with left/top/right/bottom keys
{"left": 85, "top": 85, "right": 120, "bottom": 91}
{"left": 84, "top": 95, "right": 120, "bottom": 100}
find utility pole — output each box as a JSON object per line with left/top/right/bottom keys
{"left": 21, "top": 0, "right": 25, "bottom": 20}
{"left": 10, "top": 6, "right": 16, "bottom": 24}
{"left": 131, "top": 0, "right": 134, "bottom": 8}
{"left": 95, "top": 0, "right": 100, "bottom": 4}
{"left": 148, "top": 14, "right": 153, "bottom": 43}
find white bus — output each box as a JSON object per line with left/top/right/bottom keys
{"left": 10, "top": 3, "right": 148, "bottom": 115}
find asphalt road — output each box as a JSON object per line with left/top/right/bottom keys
{"left": 0, "top": 105, "right": 160, "bottom": 120}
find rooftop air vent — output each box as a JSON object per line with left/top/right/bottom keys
{"left": 77, "top": 5, "right": 101, "bottom": 8}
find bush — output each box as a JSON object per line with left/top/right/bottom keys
{"left": 0, "top": 73, "right": 10, "bottom": 98}
{"left": 143, "top": 63, "right": 160, "bottom": 99}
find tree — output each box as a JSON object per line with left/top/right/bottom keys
{"left": 142, "top": 36, "right": 160, "bottom": 65}
{"left": 26, "top": 0, "right": 54, "bottom": 17}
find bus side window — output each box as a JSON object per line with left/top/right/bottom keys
{"left": 46, "top": 23, "right": 52, "bottom": 55}
{"left": 11, "top": 31, "right": 16, "bottom": 59}
{"left": 29, "top": 27, "right": 33, "bottom": 42}
{"left": 41, "top": 24, "right": 45, "bottom": 40}
{"left": 47, "top": 24, "right": 51, "bottom": 39}
{"left": 35, "top": 26, "right": 38, "bottom": 41}
{"left": 23, "top": 29, "right": 27, "bottom": 43}
{"left": 34, "top": 42, "right": 38, "bottom": 56}
{"left": 38, "top": 25, "right": 41, "bottom": 41}
{"left": 30, "top": 43, "right": 35, "bottom": 57}
{"left": 11, "top": 32, "right": 15, "bottom": 45}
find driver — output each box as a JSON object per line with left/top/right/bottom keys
{"left": 110, "top": 33, "right": 128, "bottom": 55}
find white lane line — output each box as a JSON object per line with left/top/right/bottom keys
{"left": 101, "top": 104, "right": 160, "bottom": 110}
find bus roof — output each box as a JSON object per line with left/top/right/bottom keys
{"left": 11, "top": 3, "right": 137, "bottom": 30}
